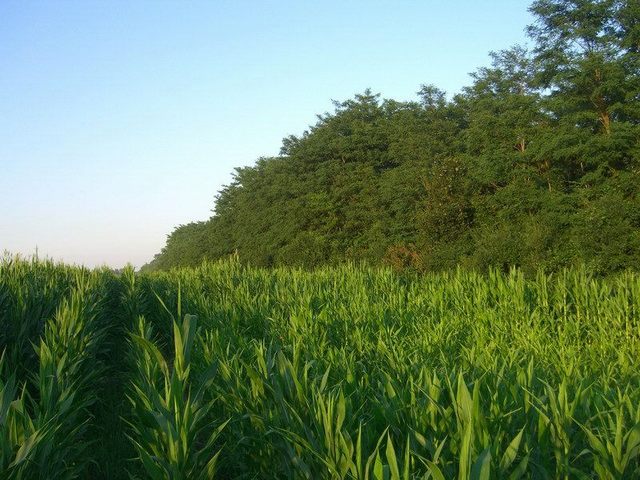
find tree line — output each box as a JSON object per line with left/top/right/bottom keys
{"left": 145, "top": 0, "right": 640, "bottom": 274}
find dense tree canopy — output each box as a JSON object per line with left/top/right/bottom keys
{"left": 145, "top": 0, "right": 640, "bottom": 274}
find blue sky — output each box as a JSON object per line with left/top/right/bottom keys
{"left": 1, "top": 0, "right": 533, "bottom": 267}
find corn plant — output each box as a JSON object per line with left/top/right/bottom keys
{"left": 127, "top": 314, "right": 227, "bottom": 479}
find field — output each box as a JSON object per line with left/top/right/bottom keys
{"left": 1, "top": 257, "right": 640, "bottom": 479}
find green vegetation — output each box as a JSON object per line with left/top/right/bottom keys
{"left": 145, "top": 0, "right": 640, "bottom": 274}
{"left": 3, "top": 1, "right": 639, "bottom": 477}
{"left": 2, "top": 256, "right": 640, "bottom": 478}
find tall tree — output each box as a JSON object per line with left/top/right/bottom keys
{"left": 528, "top": 0, "right": 639, "bottom": 133}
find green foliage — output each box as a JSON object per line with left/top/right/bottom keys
{"left": 3, "top": 1, "right": 640, "bottom": 478}
{"left": 0, "top": 260, "right": 113, "bottom": 479}
{"left": 126, "top": 314, "right": 227, "bottom": 479}
{"left": 144, "top": 0, "right": 640, "bottom": 274}
{"left": 7, "top": 256, "right": 640, "bottom": 477}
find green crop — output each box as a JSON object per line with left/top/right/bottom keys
{"left": 1, "top": 256, "right": 640, "bottom": 478}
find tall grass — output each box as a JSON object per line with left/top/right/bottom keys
{"left": 1, "top": 256, "right": 640, "bottom": 478}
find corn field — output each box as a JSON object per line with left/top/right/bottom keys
{"left": 1, "top": 256, "right": 640, "bottom": 479}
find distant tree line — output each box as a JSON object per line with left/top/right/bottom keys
{"left": 145, "top": 0, "right": 640, "bottom": 274}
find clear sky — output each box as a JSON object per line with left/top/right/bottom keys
{"left": 0, "top": 0, "right": 533, "bottom": 268}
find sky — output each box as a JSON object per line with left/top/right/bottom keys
{"left": 0, "top": 0, "right": 534, "bottom": 268}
